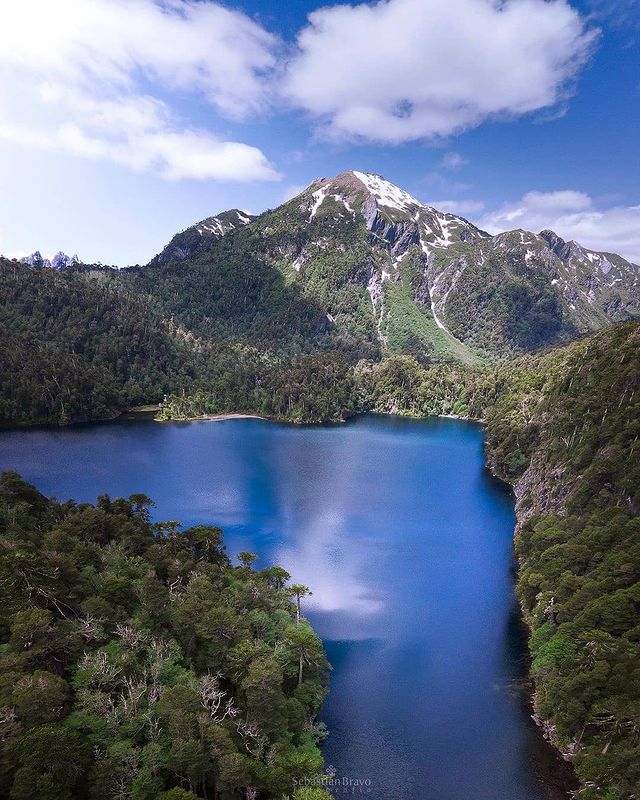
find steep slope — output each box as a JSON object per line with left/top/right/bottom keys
{"left": 149, "top": 208, "right": 257, "bottom": 265}
{"left": 540, "top": 229, "right": 640, "bottom": 323}
{"left": 142, "top": 172, "right": 490, "bottom": 365}
{"left": 145, "top": 171, "right": 638, "bottom": 363}
{"left": 484, "top": 322, "right": 640, "bottom": 799}
{"left": 437, "top": 229, "right": 639, "bottom": 354}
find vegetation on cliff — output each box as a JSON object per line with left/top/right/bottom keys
{"left": 485, "top": 322, "right": 640, "bottom": 799}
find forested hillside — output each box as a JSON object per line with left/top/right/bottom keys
{"left": 0, "top": 258, "right": 356, "bottom": 426}
{"left": 485, "top": 323, "right": 640, "bottom": 798}
{"left": 0, "top": 472, "right": 331, "bottom": 800}
{"left": 0, "top": 258, "right": 203, "bottom": 424}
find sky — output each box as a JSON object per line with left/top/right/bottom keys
{"left": 0, "top": 0, "right": 638, "bottom": 266}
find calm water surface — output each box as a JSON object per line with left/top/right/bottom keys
{"left": 0, "top": 414, "right": 570, "bottom": 799}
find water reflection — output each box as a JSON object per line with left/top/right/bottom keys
{"left": 0, "top": 414, "right": 571, "bottom": 799}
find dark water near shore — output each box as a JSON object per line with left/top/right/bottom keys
{"left": 0, "top": 414, "right": 573, "bottom": 799}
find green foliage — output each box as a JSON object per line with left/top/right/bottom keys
{"left": 0, "top": 473, "right": 329, "bottom": 799}
{"left": 0, "top": 259, "right": 205, "bottom": 424}
{"left": 485, "top": 321, "right": 640, "bottom": 798}
{"left": 355, "top": 355, "right": 496, "bottom": 419}
{"left": 380, "top": 248, "right": 480, "bottom": 365}
{"left": 442, "top": 236, "right": 575, "bottom": 354}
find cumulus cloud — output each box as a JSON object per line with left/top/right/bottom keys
{"left": 432, "top": 199, "right": 486, "bottom": 216}
{"left": 0, "top": 0, "right": 276, "bottom": 118}
{"left": 0, "top": 85, "right": 279, "bottom": 182}
{"left": 284, "top": 0, "right": 598, "bottom": 143}
{"left": 477, "top": 191, "right": 640, "bottom": 264}
{"left": 0, "top": 0, "right": 280, "bottom": 182}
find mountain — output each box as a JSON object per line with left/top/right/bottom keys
{"left": 1, "top": 169, "right": 639, "bottom": 425}
{"left": 6, "top": 171, "right": 639, "bottom": 367}
{"left": 19, "top": 250, "right": 81, "bottom": 269}
{"left": 144, "top": 170, "right": 639, "bottom": 363}
{"left": 149, "top": 208, "right": 257, "bottom": 266}
{"left": 285, "top": 172, "right": 639, "bottom": 356}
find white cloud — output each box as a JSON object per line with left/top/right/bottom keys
{"left": 440, "top": 152, "right": 467, "bottom": 170}
{"left": 281, "top": 184, "right": 308, "bottom": 203}
{"left": 432, "top": 199, "right": 485, "bottom": 216}
{"left": 477, "top": 191, "right": 640, "bottom": 264}
{"left": 0, "top": 0, "right": 280, "bottom": 182}
{"left": 284, "top": 0, "right": 598, "bottom": 143}
{"left": 0, "top": 0, "right": 277, "bottom": 118}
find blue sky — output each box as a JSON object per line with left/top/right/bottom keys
{"left": 0, "top": 0, "right": 638, "bottom": 265}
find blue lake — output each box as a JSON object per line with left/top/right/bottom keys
{"left": 0, "top": 414, "right": 571, "bottom": 799}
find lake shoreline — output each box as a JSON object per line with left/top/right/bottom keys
{"left": 154, "top": 411, "right": 269, "bottom": 424}
{"left": 0, "top": 408, "right": 575, "bottom": 796}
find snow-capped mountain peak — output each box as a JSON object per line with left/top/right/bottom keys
{"left": 300, "top": 171, "right": 487, "bottom": 254}
{"left": 19, "top": 251, "right": 80, "bottom": 269}
{"left": 351, "top": 171, "right": 422, "bottom": 213}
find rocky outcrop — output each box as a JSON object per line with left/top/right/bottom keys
{"left": 20, "top": 250, "right": 81, "bottom": 269}
{"left": 512, "top": 453, "right": 578, "bottom": 533}
{"left": 149, "top": 209, "right": 256, "bottom": 266}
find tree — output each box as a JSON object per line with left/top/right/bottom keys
{"left": 285, "top": 623, "right": 327, "bottom": 687}
{"left": 157, "top": 789, "right": 200, "bottom": 800}
{"left": 264, "top": 566, "right": 290, "bottom": 591}
{"left": 289, "top": 584, "right": 312, "bottom": 624}
{"left": 0, "top": 473, "right": 329, "bottom": 800}
{"left": 10, "top": 724, "right": 91, "bottom": 800}
{"left": 238, "top": 551, "right": 258, "bottom": 569}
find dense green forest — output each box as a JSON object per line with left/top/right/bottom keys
{"left": 0, "top": 472, "right": 332, "bottom": 800}
{"left": 485, "top": 323, "right": 640, "bottom": 799}
{"left": 0, "top": 258, "right": 358, "bottom": 426}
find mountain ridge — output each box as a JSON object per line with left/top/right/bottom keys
{"left": 141, "top": 171, "right": 638, "bottom": 362}
{"left": 1, "top": 170, "right": 638, "bottom": 398}
{"left": 19, "top": 250, "right": 81, "bottom": 270}
{"left": 148, "top": 208, "right": 258, "bottom": 266}
{"left": 144, "top": 170, "right": 636, "bottom": 362}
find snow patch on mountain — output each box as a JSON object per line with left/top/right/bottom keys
{"left": 197, "top": 218, "right": 227, "bottom": 236}
{"left": 308, "top": 183, "right": 358, "bottom": 221}
{"left": 20, "top": 251, "right": 80, "bottom": 270}
{"left": 309, "top": 186, "right": 330, "bottom": 220}
{"left": 352, "top": 171, "right": 421, "bottom": 213}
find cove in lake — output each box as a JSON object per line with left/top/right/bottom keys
{"left": 0, "top": 414, "right": 572, "bottom": 800}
